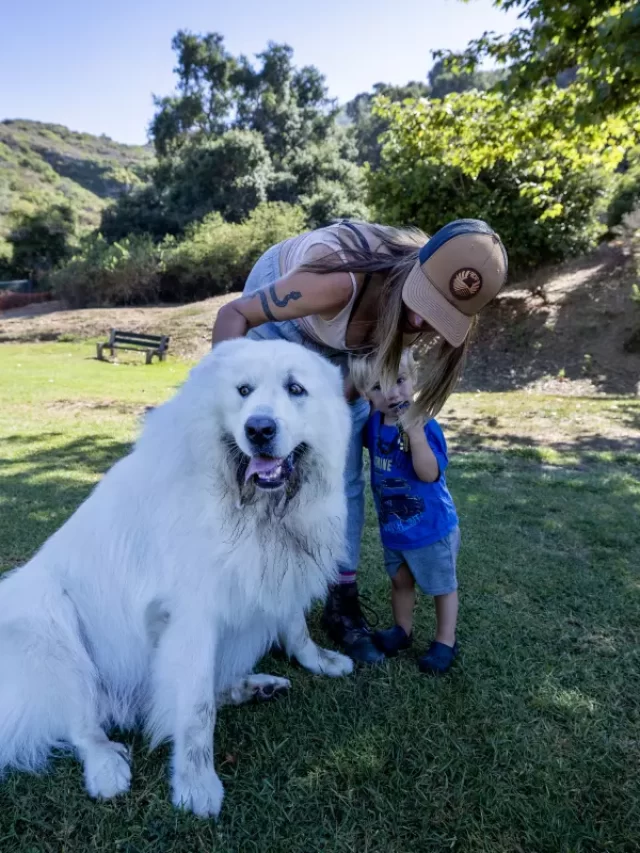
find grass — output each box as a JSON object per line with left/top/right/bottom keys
{"left": 0, "top": 342, "right": 639, "bottom": 853}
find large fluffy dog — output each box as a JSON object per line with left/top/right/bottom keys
{"left": 0, "top": 338, "right": 353, "bottom": 818}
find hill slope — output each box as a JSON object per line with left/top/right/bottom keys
{"left": 1, "top": 243, "right": 638, "bottom": 396}
{"left": 0, "top": 119, "right": 154, "bottom": 239}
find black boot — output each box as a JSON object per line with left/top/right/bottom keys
{"left": 321, "top": 582, "right": 385, "bottom": 664}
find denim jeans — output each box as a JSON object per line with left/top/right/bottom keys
{"left": 243, "top": 243, "right": 370, "bottom": 580}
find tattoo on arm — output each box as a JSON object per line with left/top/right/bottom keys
{"left": 257, "top": 285, "right": 302, "bottom": 323}
{"left": 269, "top": 285, "right": 302, "bottom": 308}
{"left": 258, "top": 290, "right": 277, "bottom": 323}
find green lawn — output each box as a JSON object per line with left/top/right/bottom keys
{"left": 0, "top": 342, "right": 639, "bottom": 853}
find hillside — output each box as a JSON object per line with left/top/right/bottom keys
{"left": 0, "top": 119, "right": 154, "bottom": 239}
{"left": 1, "top": 242, "right": 638, "bottom": 397}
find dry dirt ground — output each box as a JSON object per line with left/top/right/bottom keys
{"left": 2, "top": 241, "right": 639, "bottom": 395}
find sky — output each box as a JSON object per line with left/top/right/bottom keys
{"left": 1, "top": 0, "right": 522, "bottom": 146}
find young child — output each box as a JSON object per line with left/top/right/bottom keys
{"left": 353, "top": 350, "right": 460, "bottom": 675}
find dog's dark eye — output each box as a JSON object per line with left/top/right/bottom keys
{"left": 238, "top": 385, "right": 252, "bottom": 398}
{"left": 287, "top": 382, "right": 306, "bottom": 397}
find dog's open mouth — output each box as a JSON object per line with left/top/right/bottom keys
{"left": 224, "top": 441, "right": 308, "bottom": 496}
{"left": 244, "top": 452, "right": 297, "bottom": 491}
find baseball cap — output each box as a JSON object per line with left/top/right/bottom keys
{"left": 402, "top": 219, "right": 508, "bottom": 347}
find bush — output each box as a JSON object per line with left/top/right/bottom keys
{"left": 368, "top": 88, "right": 629, "bottom": 273}
{"left": 7, "top": 203, "right": 76, "bottom": 279}
{"left": 50, "top": 234, "right": 160, "bottom": 308}
{"left": 607, "top": 146, "right": 640, "bottom": 228}
{"left": 159, "top": 202, "right": 306, "bottom": 302}
{"left": 51, "top": 202, "right": 306, "bottom": 307}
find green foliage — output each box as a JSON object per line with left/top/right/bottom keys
{"left": 0, "top": 120, "right": 154, "bottom": 242}
{"left": 49, "top": 233, "right": 161, "bottom": 307}
{"left": 0, "top": 238, "right": 13, "bottom": 279}
{"left": 440, "top": 0, "right": 640, "bottom": 123}
{"left": 104, "top": 32, "right": 366, "bottom": 236}
{"left": 160, "top": 202, "right": 306, "bottom": 301}
{"left": 344, "top": 70, "right": 505, "bottom": 168}
{"left": 8, "top": 203, "right": 76, "bottom": 279}
{"left": 368, "top": 87, "right": 629, "bottom": 271}
{"left": 344, "top": 82, "right": 431, "bottom": 168}
{"left": 607, "top": 146, "right": 640, "bottom": 227}
{"left": 100, "top": 183, "right": 174, "bottom": 243}
{"left": 427, "top": 58, "right": 507, "bottom": 99}
{"left": 52, "top": 202, "right": 305, "bottom": 307}
{"left": 167, "top": 131, "right": 274, "bottom": 224}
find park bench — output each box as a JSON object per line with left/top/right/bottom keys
{"left": 96, "top": 329, "right": 170, "bottom": 364}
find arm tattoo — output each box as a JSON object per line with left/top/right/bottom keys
{"left": 269, "top": 284, "right": 302, "bottom": 308}
{"left": 257, "top": 285, "right": 302, "bottom": 323}
{"left": 258, "top": 290, "right": 277, "bottom": 323}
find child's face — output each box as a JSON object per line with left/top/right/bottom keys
{"left": 369, "top": 368, "right": 415, "bottom": 417}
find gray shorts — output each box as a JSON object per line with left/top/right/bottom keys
{"left": 383, "top": 526, "right": 460, "bottom": 596}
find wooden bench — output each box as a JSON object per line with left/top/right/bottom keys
{"left": 96, "top": 330, "right": 170, "bottom": 364}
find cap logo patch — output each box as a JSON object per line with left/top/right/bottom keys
{"left": 449, "top": 268, "right": 482, "bottom": 300}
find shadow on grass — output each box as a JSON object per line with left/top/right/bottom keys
{"left": 0, "top": 433, "right": 133, "bottom": 567}
{"left": 442, "top": 410, "right": 640, "bottom": 469}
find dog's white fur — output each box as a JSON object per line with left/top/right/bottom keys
{"left": 0, "top": 338, "right": 353, "bottom": 818}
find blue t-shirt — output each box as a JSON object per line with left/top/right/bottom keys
{"left": 364, "top": 411, "right": 458, "bottom": 550}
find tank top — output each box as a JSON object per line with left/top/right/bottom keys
{"left": 279, "top": 222, "right": 376, "bottom": 351}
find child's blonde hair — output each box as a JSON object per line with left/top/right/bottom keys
{"left": 349, "top": 348, "right": 417, "bottom": 399}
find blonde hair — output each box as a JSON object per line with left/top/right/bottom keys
{"left": 349, "top": 348, "right": 417, "bottom": 398}
{"left": 301, "top": 221, "right": 476, "bottom": 422}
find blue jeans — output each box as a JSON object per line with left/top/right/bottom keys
{"left": 243, "top": 244, "right": 370, "bottom": 581}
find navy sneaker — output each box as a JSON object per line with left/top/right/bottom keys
{"left": 373, "top": 625, "right": 413, "bottom": 657}
{"left": 418, "top": 641, "right": 459, "bottom": 675}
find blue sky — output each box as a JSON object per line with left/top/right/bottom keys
{"left": 1, "top": 0, "right": 522, "bottom": 146}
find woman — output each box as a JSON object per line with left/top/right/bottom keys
{"left": 212, "top": 218, "right": 508, "bottom": 663}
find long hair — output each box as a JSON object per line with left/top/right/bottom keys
{"left": 300, "top": 221, "right": 476, "bottom": 422}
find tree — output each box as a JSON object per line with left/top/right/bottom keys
{"left": 438, "top": 0, "right": 640, "bottom": 122}
{"left": 103, "top": 31, "right": 366, "bottom": 237}
{"left": 427, "top": 58, "right": 507, "bottom": 99}
{"left": 166, "top": 130, "right": 274, "bottom": 225}
{"left": 343, "top": 69, "right": 506, "bottom": 167}
{"left": 345, "top": 82, "right": 431, "bottom": 168}
{"left": 8, "top": 203, "right": 76, "bottom": 278}
{"left": 368, "top": 87, "right": 630, "bottom": 271}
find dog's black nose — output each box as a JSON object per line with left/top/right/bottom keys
{"left": 245, "top": 416, "right": 277, "bottom": 448}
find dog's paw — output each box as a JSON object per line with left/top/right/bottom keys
{"left": 84, "top": 740, "right": 131, "bottom": 799}
{"left": 248, "top": 673, "right": 291, "bottom": 702}
{"left": 172, "top": 769, "right": 224, "bottom": 818}
{"left": 302, "top": 647, "right": 354, "bottom": 677}
{"left": 225, "top": 673, "right": 291, "bottom": 705}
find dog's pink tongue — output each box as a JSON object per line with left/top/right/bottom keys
{"left": 245, "top": 456, "right": 283, "bottom": 482}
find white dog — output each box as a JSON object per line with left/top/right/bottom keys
{"left": 0, "top": 338, "right": 354, "bottom": 818}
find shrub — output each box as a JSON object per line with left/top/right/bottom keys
{"left": 607, "top": 146, "right": 640, "bottom": 228}
{"left": 51, "top": 202, "right": 306, "bottom": 307}
{"left": 50, "top": 234, "right": 160, "bottom": 307}
{"left": 159, "top": 202, "right": 306, "bottom": 302}
{"left": 368, "top": 87, "right": 630, "bottom": 274}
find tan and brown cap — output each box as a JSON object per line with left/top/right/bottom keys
{"left": 402, "top": 219, "right": 508, "bottom": 348}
